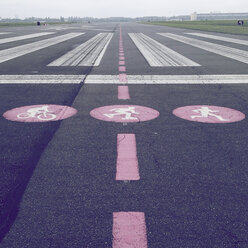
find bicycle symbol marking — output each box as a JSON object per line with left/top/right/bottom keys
{"left": 17, "top": 105, "right": 57, "bottom": 121}
{"left": 3, "top": 104, "right": 77, "bottom": 122}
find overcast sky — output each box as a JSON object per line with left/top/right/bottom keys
{"left": 1, "top": 0, "right": 248, "bottom": 19}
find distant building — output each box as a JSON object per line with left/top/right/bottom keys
{"left": 191, "top": 12, "right": 197, "bottom": 21}
{"left": 167, "top": 12, "right": 248, "bottom": 22}
{"left": 197, "top": 12, "right": 248, "bottom": 20}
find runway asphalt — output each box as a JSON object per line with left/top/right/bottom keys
{"left": 0, "top": 22, "right": 248, "bottom": 247}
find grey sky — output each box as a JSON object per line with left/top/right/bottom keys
{"left": 1, "top": 0, "right": 248, "bottom": 19}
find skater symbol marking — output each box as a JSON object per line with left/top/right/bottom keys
{"left": 90, "top": 105, "right": 159, "bottom": 123}
{"left": 104, "top": 107, "right": 139, "bottom": 120}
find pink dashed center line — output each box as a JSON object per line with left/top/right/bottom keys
{"left": 116, "top": 134, "right": 139, "bottom": 180}
{"left": 118, "top": 26, "right": 129, "bottom": 98}
{"left": 119, "top": 66, "right": 126, "bottom": 72}
{"left": 118, "top": 86, "right": 130, "bottom": 100}
{"left": 119, "top": 61, "right": 125, "bottom": 65}
{"left": 119, "top": 73, "right": 127, "bottom": 83}
{"left": 112, "top": 212, "right": 148, "bottom": 248}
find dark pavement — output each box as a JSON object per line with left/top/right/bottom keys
{"left": 0, "top": 22, "right": 248, "bottom": 247}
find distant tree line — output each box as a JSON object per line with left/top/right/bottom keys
{"left": 0, "top": 16, "right": 168, "bottom": 23}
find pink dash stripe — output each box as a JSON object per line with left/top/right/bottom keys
{"left": 119, "top": 66, "right": 126, "bottom": 72}
{"left": 119, "top": 73, "right": 127, "bottom": 83}
{"left": 118, "top": 86, "right": 130, "bottom": 100}
{"left": 116, "top": 134, "right": 139, "bottom": 180}
{"left": 119, "top": 56, "right": 125, "bottom": 60}
{"left": 112, "top": 212, "right": 147, "bottom": 248}
{"left": 119, "top": 61, "right": 125, "bottom": 65}
{"left": 119, "top": 52, "right": 125, "bottom": 56}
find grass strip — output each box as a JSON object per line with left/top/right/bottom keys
{"left": 142, "top": 20, "right": 248, "bottom": 35}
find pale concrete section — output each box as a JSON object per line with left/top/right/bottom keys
{"left": 0, "top": 33, "right": 84, "bottom": 64}
{"left": 0, "top": 75, "right": 84, "bottom": 84}
{"left": 159, "top": 33, "right": 248, "bottom": 64}
{"left": 48, "top": 33, "right": 113, "bottom": 66}
{"left": 2, "top": 74, "right": 248, "bottom": 84}
{"left": 84, "top": 74, "right": 248, "bottom": 84}
{"left": 186, "top": 32, "right": 248, "bottom": 46}
{"left": 0, "top": 32, "right": 54, "bottom": 44}
{"left": 128, "top": 33, "right": 200, "bottom": 67}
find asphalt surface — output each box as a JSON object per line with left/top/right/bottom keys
{"left": 0, "top": 22, "right": 248, "bottom": 247}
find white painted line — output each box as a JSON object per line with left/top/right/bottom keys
{"left": 0, "top": 33, "right": 84, "bottom": 64}
{"left": 0, "top": 32, "right": 10, "bottom": 35}
{"left": 46, "top": 26, "right": 77, "bottom": 30}
{"left": 85, "top": 75, "right": 119, "bottom": 84}
{"left": 2, "top": 74, "right": 248, "bottom": 84}
{"left": 186, "top": 32, "right": 248, "bottom": 46}
{"left": 129, "top": 33, "right": 200, "bottom": 67}
{"left": 112, "top": 212, "right": 148, "bottom": 248}
{"left": 81, "top": 28, "right": 113, "bottom": 31}
{"left": 94, "top": 33, "right": 113, "bottom": 66}
{"left": 0, "top": 32, "right": 54, "bottom": 45}
{"left": 84, "top": 74, "right": 248, "bottom": 84}
{"left": 48, "top": 33, "right": 113, "bottom": 66}
{"left": 159, "top": 33, "right": 248, "bottom": 65}
{"left": 0, "top": 75, "right": 84, "bottom": 84}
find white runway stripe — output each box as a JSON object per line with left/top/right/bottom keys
{"left": 129, "top": 33, "right": 200, "bottom": 67}
{"left": 2, "top": 74, "right": 248, "bottom": 84}
{"left": 186, "top": 32, "right": 248, "bottom": 46}
{"left": 48, "top": 33, "right": 113, "bottom": 66}
{"left": 159, "top": 33, "right": 248, "bottom": 64}
{"left": 0, "top": 33, "right": 84, "bottom": 64}
{"left": 0, "top": 33, "right": 10, "bottom": 35}
{"left": 84, "top": 74, "right": 248, "bottom": 84}
{"left": 0, "top": 75, "right": 84, "bottom": 84}
{"left": 0, "top": 32, "right": 54, "bottom": 45}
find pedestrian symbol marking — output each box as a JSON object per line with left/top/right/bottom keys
{"left": 191, "top": 106, "right": 229, "bottom": 121}
{"left": 3, "top": 104, "right": 77, "bottom": 122}
{"left": 173, "top": 105, "right": 245, "bottom": 123}
{"left": 90, "top": 105, "right": 159, "bottom": 123}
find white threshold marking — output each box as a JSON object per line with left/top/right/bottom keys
{"left": 48, "top": 33, "right": 113, "bottom": 66}
{"left": 186, "top": 32, "right": 248, "bottom": 46}
{"left": 84, "top": 74, "right": 248, "bottom": 84}
{"left": 0, "top": 75, "right": 84, "bottom": 84}
{"left": 0, "top": 32, "right": 55, "bottom": 45}
{"left": 159, "top": 33, "right": 248, "bottom": 65}
{"left": 0, "top": 33, "right": 84, "bottom": 64}
{"left": 129, "top": 33, "right": 200, "bottom": 67}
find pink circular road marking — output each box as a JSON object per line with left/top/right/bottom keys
{"left": 90, "top": 105, "right": 159, "bottom": 123}
{"left": 173, "top": 105, "right": 245, "bottom": 123}
{"left": 3, "top": 104, "right": 77, "bottom": 122}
